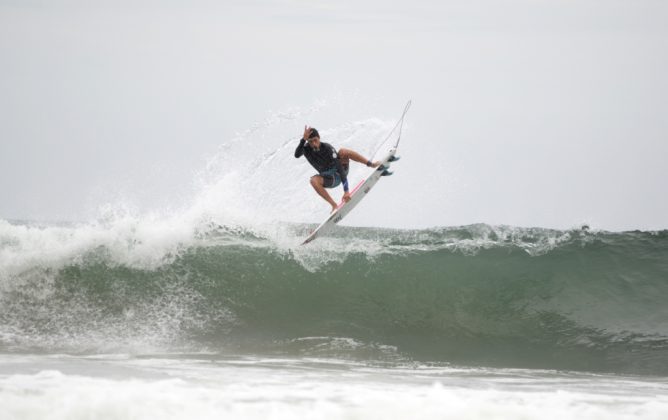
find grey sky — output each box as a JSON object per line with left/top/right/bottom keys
{"left": 1, "top": 0, "right": 667, "bottom": 230}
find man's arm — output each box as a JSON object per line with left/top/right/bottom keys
{"left": 334, "top": 159, "right": 349, "bottom": 192}
{"left": 336, "top": 156, "right": 351, "bottom": 203}
{"left": 332, "top": 150, "right": 349, "bottom": 193}
{"left": 295, "top": 125, "right": 313, "bottom": 158}
{"left": 294, "top": 138, "right": 306, "bottom": 158}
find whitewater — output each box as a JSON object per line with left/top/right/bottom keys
{"left": 2, "top": 105, "right": 668, "bottom": 419}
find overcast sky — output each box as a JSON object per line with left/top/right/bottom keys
{"left": 1, "top": 0, "right": 667, "bottom": 230}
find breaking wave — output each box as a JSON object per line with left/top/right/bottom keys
{"left": 1, "top": 219, "right": 667, "bottom": 376}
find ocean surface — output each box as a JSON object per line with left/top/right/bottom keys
{"left": 1, "top": 219, "right": 667, "bottom": 419}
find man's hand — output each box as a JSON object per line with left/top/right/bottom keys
{"left": 303, "top": 125, "right": 312, "bottom": 140}
{"left": 342, "top": 192, "right": 352, "bottom": 203}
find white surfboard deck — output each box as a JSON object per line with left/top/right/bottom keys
{"left": 300, "top": 101, "right": 411, "bottom": 245}
{"left": 301, "top": 148, "right": 399, "bottom": 245}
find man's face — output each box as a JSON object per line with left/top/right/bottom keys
{"left": 307, "top": 136, "right": 321, "bottom": 150}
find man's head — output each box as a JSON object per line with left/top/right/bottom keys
{"left": 307, "top": 128, "right": 320, "bottom": 150}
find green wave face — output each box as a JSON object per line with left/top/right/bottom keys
{"left": 2, "top": 224, "right": 667, "bottom": 376}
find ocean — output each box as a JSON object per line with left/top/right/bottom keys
{"left": 1, "top": 219, "right": 667, "bottom": 419}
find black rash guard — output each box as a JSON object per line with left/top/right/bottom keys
{"left": 294, "top": 139, "right": 349, "bottom": 191}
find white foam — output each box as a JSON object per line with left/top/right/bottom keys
{"left": 1, "top": 361, "right": 667, "bottom": 420}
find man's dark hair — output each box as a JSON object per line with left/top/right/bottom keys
{"left": 308, "top": 128, "right": 320, "bottom": 139}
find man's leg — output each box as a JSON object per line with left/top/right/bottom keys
{"left": 310, "top": 175, "right": 339, "bottom": 212}
{"left": 338, "top": 148, "right": 380, "bottom": 167}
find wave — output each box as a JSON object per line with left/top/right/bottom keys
{"left": 1, "top": 219, "right": 667, "bottom": 376}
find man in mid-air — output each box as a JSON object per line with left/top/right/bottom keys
{"left": 295, "top": 126, "right": 380, "bottom": 213}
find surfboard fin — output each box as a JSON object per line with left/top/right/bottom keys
{"left": 381, "top": 169, "right": 393, "bottom": 176}
{"left": 388, "top": 155, "right": 400, "bottom": 162}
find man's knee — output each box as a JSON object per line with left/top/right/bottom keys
{"left": 338, "top": 148, "right": 350, "bottom": 158}
{"left": 310, "top": 175, "right": 323, "bottom": 188}
{"left": 338, "top": 148, "right": 352, "bottom": 165}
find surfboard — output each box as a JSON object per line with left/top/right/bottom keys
{"left": 301, "top": 101, "right": 411, "bottom": 245}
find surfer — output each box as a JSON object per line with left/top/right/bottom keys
{"left": 295, "top": 126, "right": 380, "bottom": 212}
